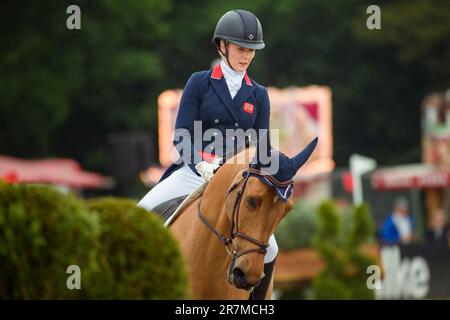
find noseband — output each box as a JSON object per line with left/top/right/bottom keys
{"left": 197, "top": 167, "right": 293, "bottom": 262}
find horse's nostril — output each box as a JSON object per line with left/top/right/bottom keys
{"left": 233, "top": 267, "right": 246, "bottom": 285}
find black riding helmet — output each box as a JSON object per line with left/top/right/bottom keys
{"left": 213, "top": 10, "right": 264, "bottom": 70}
{"left": 213, "top": 10, "right": 265, "bottom": 50}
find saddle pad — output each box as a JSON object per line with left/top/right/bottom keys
{"left": 152, "top": 195, "right": 187, "bottom": 223}
{"left": 163, "top": 182, "right": 208, "bottom": 227}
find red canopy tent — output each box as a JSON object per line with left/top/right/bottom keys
{"left": 0, "top": 155, "right": 109, "bottom": 189}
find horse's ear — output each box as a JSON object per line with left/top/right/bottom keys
{"left": 291, "top": 137, "right": 318, "bottom": 172}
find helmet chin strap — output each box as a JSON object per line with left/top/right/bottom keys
{"left": 220, "top": 40, "right": 255, "bottom": 72}
{"left": 219, "top": 41, "right": 236, "bottom": 72}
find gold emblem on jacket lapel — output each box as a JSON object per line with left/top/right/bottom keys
{"left": 243, "top": 102, "right": 254, "bottom": 114}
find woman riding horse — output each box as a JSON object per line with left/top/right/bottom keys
{"left": 138, "top": 10, "right": 278, "bottom": 299}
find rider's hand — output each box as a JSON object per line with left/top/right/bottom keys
{"left": 195, "top": 157, "right": 221, "bottom": 182}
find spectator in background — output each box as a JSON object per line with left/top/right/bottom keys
{"left": 381, "top": 197, "right": 414, "bottom": 245}
{"left": 426, "top": 208, "right": 450, "bottom": 243}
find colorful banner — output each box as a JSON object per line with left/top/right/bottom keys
{"left": 156, "top": 85, "right": 334, "bottom": 179}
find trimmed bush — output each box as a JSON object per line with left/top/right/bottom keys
{"left": 311, "top": 201, "right": 375, "bottom": 300}
{"left": 0, "top": 183, "right": 188, "bottom": 299}
{"left": 275, "top": 200, "right": 317, "bottom": 250}
{"left": 86, "top": 197, "right": 188, "bottom": 299}
{"left": 0, "top": 182, "right": 99, "bottom": 299}
{"left": 311, "top": 274, "right": 352, "bottom": 300}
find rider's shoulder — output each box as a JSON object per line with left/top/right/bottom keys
{"left": 250, "top": 79, "right": 269, "bottom": 100}
{"left": 186, "top": 70, "right": 212, "bottom": 84}
{"left": 252, "top": 80, "right": 266, "bottom": 91}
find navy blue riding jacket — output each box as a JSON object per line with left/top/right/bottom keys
{"left": 160, "top": 64, "right": 271, "bottom": 182}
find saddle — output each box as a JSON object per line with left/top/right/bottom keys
{"left": 152, "top": 182, "right": 208, "bottom": 227}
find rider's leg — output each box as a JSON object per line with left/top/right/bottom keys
{"left": 250, "top": 235, "right": 278, "bottom": 300}
{"left": 137, "top": 164, "right": 205, "bottom": 211}
{"left": 264, "top": 235, "right": 278, "bottom": 264}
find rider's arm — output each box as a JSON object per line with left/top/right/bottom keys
{"left": 173, "top": 72, "right": 205, "bottom": 176}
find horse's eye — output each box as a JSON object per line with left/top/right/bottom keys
{"left": 246, "top": 197, "right": 257, "bottom": 209}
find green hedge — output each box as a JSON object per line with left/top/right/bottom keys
{"left": 0, "top": 182, "right": 99, "bottom": 299}
{"left": 275, "top": 200, "right": 317, "bottom": 250}
{"left": 0, "top": 183, "right": 187, "bottom": 299}
{"left": 86, "top": 197, "right": 187, "bottom": 299}
{"left": 311, "top": 201, "right": 375, "bottom": 300}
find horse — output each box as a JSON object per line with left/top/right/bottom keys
{"left": 170, "top": 139, "right": 317, "bottom": 299}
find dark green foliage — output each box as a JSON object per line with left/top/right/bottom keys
{"left": 275, "top": 200, "right": 317, "bottom": 250}
{"left": 356, "top": 0, "right": 450, "bottom": 88}
{"left": 0, "top": 183, "right": 188, "bottom": 299}
{"left": 0, "top": 182, "right": 99, "bottom": 299}
{"left": 315, "top": 201, "right": 340, "bottom": 241}
{"left": 348, "top": 203, "right": 374, "bottom": 247}
{"left": 312, "top": 201, "right": 375, "bottom": 300}
{"left": 311, "top": 275, "right": 352, "bottom": 300}
{"left": 0, "top": 0, "right": 171, "bottom": 170}
{"left": 2, "top": 0, "right": 449, "bottom": 173}
{"left": 86, "top": 197, "right": 188, "bottom": 299}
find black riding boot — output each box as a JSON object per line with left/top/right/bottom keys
{"left": 249, "top": 258, "right": 276, "bottom": 300}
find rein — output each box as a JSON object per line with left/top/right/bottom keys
{"left": 197, "top": 167, "right": 293, "bottom": 261}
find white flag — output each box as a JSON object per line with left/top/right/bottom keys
{"left": 350, "top": 154, "right": 377, "bottom": 205}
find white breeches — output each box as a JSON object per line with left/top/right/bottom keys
{"left": 138, "top": 165, "right": 205, "bottom": 211}
{"left": 137, "top": 164, "right": 278, "bottom": 263}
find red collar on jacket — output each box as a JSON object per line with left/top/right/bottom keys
{"left": 211, "top": 64, "right": 252, "bottom": 86}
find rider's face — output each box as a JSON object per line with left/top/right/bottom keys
{"left": 220, "top": 41, "right": 255, "bottom": 72}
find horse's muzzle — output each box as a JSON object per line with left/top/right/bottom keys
{"left": 228, "top": 265, "right": 260, "bottom": 291}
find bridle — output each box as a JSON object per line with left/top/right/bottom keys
{"left": 197, "top": 167, "right": 293, "bottom": 262}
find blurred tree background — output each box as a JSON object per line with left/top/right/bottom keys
{"left": 1, "top": 0, "right": 449, "bottom": 178}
